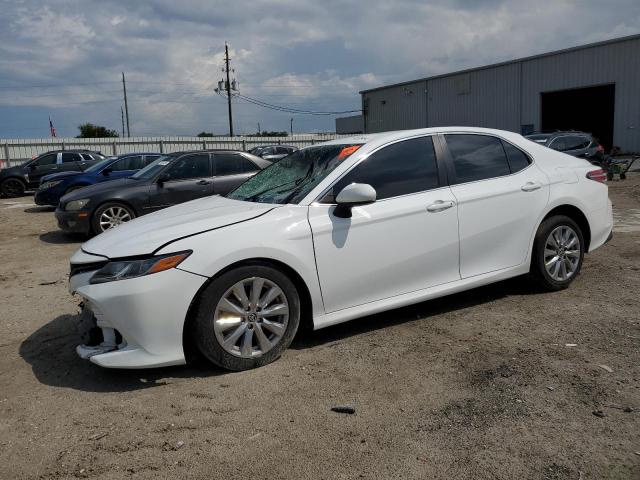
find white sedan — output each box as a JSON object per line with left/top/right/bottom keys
{"left": 69, "top": 127, "right": 613, "bottom": 370}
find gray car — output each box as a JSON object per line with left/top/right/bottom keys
{"left": 248, "top": 145, "right": 297, "bottom": 162}
{"left": 525, "top": 131, "right": 601, "bottom": 160}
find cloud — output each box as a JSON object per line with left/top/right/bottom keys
{"left": 0, "top": 0, "right": 638, "bottom": 137}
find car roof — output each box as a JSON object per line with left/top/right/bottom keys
{"left": 164, "top": 149, "right": 250, "bottom": 156}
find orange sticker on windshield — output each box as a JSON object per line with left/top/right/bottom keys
{"left": 337, "top": 145, "right": 361, "bottom": 160}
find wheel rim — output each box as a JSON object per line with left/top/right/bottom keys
{"left": 544, "top": 225, "right": 581, "bottom": 281}
{"left": 3, "top": 179, "right": 23, "bottom": 196}
{"left": 213, "top": 277, "right": 289, "bottom": 359}
{"left": 99, "top": 206, "right": 132, "bottom": 231}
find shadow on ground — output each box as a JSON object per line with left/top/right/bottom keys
{"left": 24, "top": 206, "right": 54, "bottom": 213}
{"left": 291, "top": 276, "right": 543, "bottom": 350}
{"left": 39, "top": 230, "right": 85, "bottom": 245}
{"left": 20, "top": 314, "right": 222, "bottom": 393}
{"left": 21, "top": 277, "right": 544, "bottom": 392}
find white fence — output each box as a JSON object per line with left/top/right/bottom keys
{"left": 0, "top": 134, "right": 349, "bottom": 168}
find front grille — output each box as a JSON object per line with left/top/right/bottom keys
{"left": 70, "top": 261, "right": 108, "bottom": 278}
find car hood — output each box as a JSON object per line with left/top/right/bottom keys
{"left": 60, "top": 177, "right": 137, "bottom": 203}
{"left": 81, "top": 195, "right": 278, "bottom": 258}
{"left": 41, "top": 171, "right": 84, "bottom": 183}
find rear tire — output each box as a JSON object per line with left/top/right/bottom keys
{"left": 530, "top": 215, "right": 584, "bottom": 291}
{"left": 0, "top": 178, "right": 26, "bottom": 197}
{"left": 91, "top": 202, "right": 135, "bottom": 235}
{"left": 193, "top": 264, "right": 301, "bottom": 371}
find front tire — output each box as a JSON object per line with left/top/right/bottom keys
{"left": 193, "top": 264, "right": 301, "bottom": 371}
{"left": 0, "top": 178, "right": 26, "bottom": 197}
{"left": 530, "top": 215, "right": 584, "bottom": 291}
{"left": 91, "top": 202, "right": 135, "bottom": 235}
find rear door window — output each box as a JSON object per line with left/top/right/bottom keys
{"left": 61, "top": 153, "right": 82, "bottom": 163}
{"left": 215, "top": 153, "right": 259, "bottom": 176}
{"left": 445, "top": 134, "right": 510, "bottom": 183}
{"left": 564, "top": 136, "right": 591, "bottom": 150}
{"left": 324, "top": 136, "right": 439, "bottom": 202}
{"left": 111, "top": 155, "right": 144, "bottom": 171}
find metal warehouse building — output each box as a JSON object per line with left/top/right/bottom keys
{"left": 360, "top": 34, "right": 640, "bottom": 151}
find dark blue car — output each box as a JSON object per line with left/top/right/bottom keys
{"left": 34, "top": 152, "right": 161, "bottom": 206}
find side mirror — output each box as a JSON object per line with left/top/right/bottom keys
{"left": 334, "top": 183, "right": 376, "bottom": 218}
{"left": 158, "top": 172, "right": 171, "bottom": 185}
{"left": 102, "top": 168, "right": 112, "bottom": 176}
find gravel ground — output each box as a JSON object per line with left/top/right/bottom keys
{"left": 0, "top": 176, "right": 638, "bottom": 480}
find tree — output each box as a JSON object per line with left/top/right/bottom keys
{"left": 196, "top": 132, "right": 215, "bottom": 137}
{"left": 77, "top": 123, "right": 119, "bottom": 138}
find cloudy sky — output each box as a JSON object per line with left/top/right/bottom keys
{"left": 0, "top": 0, "right": 638, "bottom": 138}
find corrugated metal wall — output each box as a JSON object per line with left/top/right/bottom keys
{"left": 363, "top": 80, "right": 427, "bottom": 133}
{"left": 428, "top": 63, "right": 521, "bottom": 130}
{"left": 336, "top": 115, "right": 364, "bottom": 134}
{"left": 362, "top": 35, "right": 640, "bottom": 151}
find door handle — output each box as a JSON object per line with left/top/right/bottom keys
{"left": 521, "top": 181, "right": 542, "bottom": 192}
{"left": 196, "top": 180, "right": 211, "bottom": 185}
{"left": 427, "top": 200, "right": 455, "bottom": 212}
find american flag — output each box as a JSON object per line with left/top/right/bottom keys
{"left": 49, "top": 117, "right": 56, "bottom": 137}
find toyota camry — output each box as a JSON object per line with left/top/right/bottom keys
{"left": 68, "top": 127, "right": 613, "bottom": 371}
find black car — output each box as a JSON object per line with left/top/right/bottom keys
{"left": 0, "top": 150, "right": 105, "bottom": 197}
{"left": 55, "top": 150, "right": 271, "bottom": 235}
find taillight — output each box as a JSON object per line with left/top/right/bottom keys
{"left": 586, "top": 169, "right": 607, "bottom": 183}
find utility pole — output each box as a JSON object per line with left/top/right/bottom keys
{"left": 257, "top": 122, "right": 261, "bottom": 135}
{"left": 121, "top": 106, "right": 125, "bottom": 137}
{"left": 122, "top": 72, "right": 130, "bottom": 137}
{"left": 224, "top": 43, "right": 233, "bottom": 137}
{"left": 290, "top": 118, "right": 293, "bottom": 136}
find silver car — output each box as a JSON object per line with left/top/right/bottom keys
{"left": 526, "top": 132, "right": 601, "bottom": 160}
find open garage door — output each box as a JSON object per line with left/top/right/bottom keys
{"left": 541, "top": 84, "right": 615, "bottom": 150}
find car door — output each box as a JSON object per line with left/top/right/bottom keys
{"left": 212, "top": 153, "right": 261, "bottom": 195}
{"left": 442, "top": 133, "right": 549, "bottom": 279}
{"left": 308, "top": 135, "right": 460, "bottom": 314}
{"left": 147, "top": 153, "right": 214, "bottom": 209}
{"left": 27, "top": 153, "right": 60, "bottom": 186}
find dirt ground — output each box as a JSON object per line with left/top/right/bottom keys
{"left": 0, "top": 177, "right": 638, "bottom": 480}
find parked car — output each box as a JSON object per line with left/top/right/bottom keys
{"left": 35, "top": 153, "right": 161, "bottom": 207}
{"left": 0, "top": 150, "right": 105, "bottom": 197}
{"left": 525, "top": 131, "right": 601, "bottom": 160}
{"left": 56, "top": 150, "right": 270, "bottom": 235}
{"left": 248, "top": 145, "right": 297, "bottom": 161}
{"left": 67, "top": 127, "right": 613, "bottom": 371}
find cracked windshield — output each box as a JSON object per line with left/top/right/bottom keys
{"left": 227, "top": 144, "right": 362, "bottom": 204}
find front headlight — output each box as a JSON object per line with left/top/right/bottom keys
{"left": 90, "top": 251, "right": 192, "bottom": 284}
{"left": 65, "top": 198, "right": 90, "bottom": 211}
{"left": 40, "top": 180, "right": 62, "bottom": 190}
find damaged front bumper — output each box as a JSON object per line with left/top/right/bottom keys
{"left": 69, "top": 260, "right": 207, "bottom": 369}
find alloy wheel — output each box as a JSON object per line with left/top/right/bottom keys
{"left": 544, "top": 225, "right": 581, "bottom": 281}
{"left": 213, "top": 277, "right": 289, "bottom": 358}
{"left": 99, "top": 206, "right": 132, "bottom": 231}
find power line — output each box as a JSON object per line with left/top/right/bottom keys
{"left": 233, "top": 93, "right": 361, "bottom": 115}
